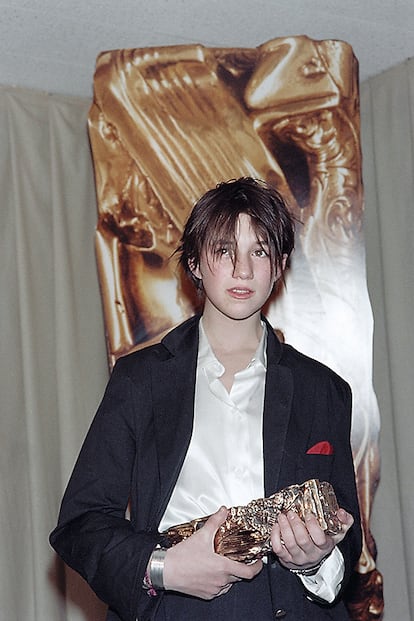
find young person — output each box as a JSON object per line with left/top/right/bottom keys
{"left": 50, "top": 177, "right": 362, "bottom": 621}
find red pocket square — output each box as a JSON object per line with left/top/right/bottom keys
{"left": 306, "top": 441, "right": 334, "bottom": 455}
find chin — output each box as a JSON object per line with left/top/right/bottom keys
{"left": 222, "top": 308, "right": 262, "bottom": 322}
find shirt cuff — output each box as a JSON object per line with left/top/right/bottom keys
{"left": 299, "top": 546, "right": 344, "bottom": 603}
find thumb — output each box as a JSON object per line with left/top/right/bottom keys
{"left": 338, "top": 508, "right": 354, "bottom": 528}
{"left": 331, "top": 508, "right": 355, "bottom": 544}
{"left": 203, "top": 506, "right": 228, "bottom": 535}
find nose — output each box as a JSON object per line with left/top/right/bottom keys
{"left": 232, "top": 254, "right": 253, "bottom": 279}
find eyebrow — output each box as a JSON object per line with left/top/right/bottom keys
{"left": 212, "top": 238, "right": 233, "bottom": 246}
{"left": 208, "top": 238, "right": 270, "bottom": 253}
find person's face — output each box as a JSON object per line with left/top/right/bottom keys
{"left": 192, "top": 213, "right": 281, "bottom": 323}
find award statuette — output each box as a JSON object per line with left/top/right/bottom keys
{"left": 162, "top": 479, "right": 341, "bottom": 563}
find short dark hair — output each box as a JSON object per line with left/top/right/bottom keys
{"left": 177, "top": 177, "right": 295, "bottom": 289}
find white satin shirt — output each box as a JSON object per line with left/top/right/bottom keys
{"left": 159, "top": 319, "right": 267, "bottom": 529}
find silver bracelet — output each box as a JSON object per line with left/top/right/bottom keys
{"left": 288, "top": 554, "right": 328, "bottom": 576}
{"left": 149, "top": 548, "right": 167, "bottom": 590}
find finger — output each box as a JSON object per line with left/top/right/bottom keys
{"left": 278, "top": 511, "right": 329, "bottom": 563}
{"left": 303, "top": 512, "right": 328, "bottom": 547}
{"left": 270, "top": 521, "right": 288, "bottom": 557}
{"left": 330, "top": 508, "right": 355, "bottom": 545}
{"left": 337, "top": 508, "right": 354, "bottom": 530}
{"left": 228, "top": 558, "right": 263, "bottom": 580}
{"left": 217, "top": 583, "right": 232, "bottom": 596}
{"left": 277, "top": 512, "right": 306, "bottom": 551}
{"left": 286, "top": 511, "right": 319, "bottom": 552}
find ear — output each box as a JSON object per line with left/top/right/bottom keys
{"left": 188, "top": 259, "right": 202, "bottom": 280}
{"left": 274, "top": 254, "right": 289, "bottom": 282}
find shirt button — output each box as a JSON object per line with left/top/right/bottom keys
{"left": 274, "top": 610, "right": 287, "bottom": 618}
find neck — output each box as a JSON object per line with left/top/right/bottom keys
{"left": 201, "top": 306, "right": 263, "bottom": 353}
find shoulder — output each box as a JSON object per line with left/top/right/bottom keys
{"left": 265, "top": 320, "right": 350, "bottom": 396}
{"left": 280, "top": 341, "right": 352, "bottom": 401}
{"left": 112, "top": 314, "right": 200, "bottom": 376}
{"left": 280, "top": 342, "right": 341, "bottom": 377}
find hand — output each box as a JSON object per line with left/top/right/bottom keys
{"left": 162, "top": 506, "right": 263, "bottom": 599}
{"left": 270, "top": 507, "right": 354, "bottom": 572}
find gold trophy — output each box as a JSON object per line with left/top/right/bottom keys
{"left": 163, "top": 479, "right": 341, "bottom": 563}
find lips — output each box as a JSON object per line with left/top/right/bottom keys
{"left": 227, "top": 287, "right": 254, "bottom": 299}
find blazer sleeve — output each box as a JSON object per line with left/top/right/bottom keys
{"left": 49, "top": 356, "right": 163, "bottom": 621}
{"left": 331, "top": 379, "right": 362, "bottom": 598}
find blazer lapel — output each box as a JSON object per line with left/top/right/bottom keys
{"left": 262, "top": 323, "right": 294, "bottom": 496}
{"left": 151, "top": 316, "right": 200, "bottom": 522}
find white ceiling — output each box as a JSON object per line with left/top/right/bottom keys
{"left": 1, "top": 0, "right": 414, "bottom": 99}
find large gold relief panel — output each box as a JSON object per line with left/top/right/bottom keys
{"left": 89, "top": 35, "right": 383, "bottom": 619}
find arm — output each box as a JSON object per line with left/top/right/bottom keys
{"left": 49, "top": 357, "right": 163, "bottom": 621}
{"left": 50, "top": 354, "right": 262, "bottom": 618}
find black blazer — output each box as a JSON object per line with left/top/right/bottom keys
{"left": 50, "top": 314, "right": 361, "bottom": 621}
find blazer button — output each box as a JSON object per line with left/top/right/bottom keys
{"left": 274, "top": 610, "right": 287, "bottom": 618}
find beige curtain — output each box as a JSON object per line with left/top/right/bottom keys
{"left": 360, "top": 58, "right": 414, "bottom": 620}
{"left": 0, "top": 86, "right": 108, "bottom": 621}
{"left": 1, "top": 54, "right": 413, "bottom": 619}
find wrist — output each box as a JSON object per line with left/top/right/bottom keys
{"left": 142, "top": 547, "right": 167, "bottom": 597}
{"left": 288, "top": 553, "right": 329, "bottom": 576}
{"left": 149, "top": 547, "right": 167, "bottom": 589}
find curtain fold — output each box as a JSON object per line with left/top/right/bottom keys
{"left": 1, "top": 56, "right": 413, "bottom": 619}
{"left": 360, "top": 58, "right": 414, "bottom": 620}
{"left": 0, "top": 86, "right": 108, "bottom": 621}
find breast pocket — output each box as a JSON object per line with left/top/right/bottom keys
{"left": 297, "top": 453, "right": 334, "bottom": 484}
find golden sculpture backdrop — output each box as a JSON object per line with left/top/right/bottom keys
{"left": 88, "top": 36, "right": 383, "bottom": 619}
